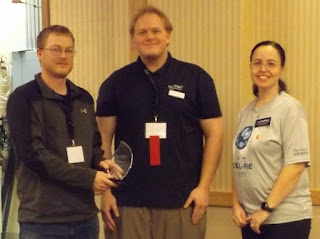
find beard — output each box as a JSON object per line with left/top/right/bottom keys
{"left": 48, "top": 65, "right": 73, "bottom": 78}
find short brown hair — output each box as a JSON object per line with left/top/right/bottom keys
{"left": 37, "top": 25, "right": 75, "bottom": 49}
{"left": 129, "top": 5, "right": 173, "bottom": 36}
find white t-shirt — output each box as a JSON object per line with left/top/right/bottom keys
{"left": 233, "top": 91, "right": 312, "bottom": 224}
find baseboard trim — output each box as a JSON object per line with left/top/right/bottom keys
{"left": 1, "top": 233, "right": 19, "bottom": 239}
{"left": 209, "top": 190, "right": 320, "bottom": 207}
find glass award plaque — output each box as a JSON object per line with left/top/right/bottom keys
{"left": 109, "top": 141, "right": 133, "bottom": 182}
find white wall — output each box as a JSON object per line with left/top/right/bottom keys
{"left": 0, "top": 0, "right": 28, "bottom": 52}
{"left": 0, "top": 0, "right": 41, "bottom": 52}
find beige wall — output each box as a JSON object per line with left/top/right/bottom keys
{"left": 241, "top": 0, "right": 320, "bottom": 190}
{"left": 49, "top": 0, "right": 320, "bottom": 194}
{"left": 3, "top": 0, "right": 313, "bottom": 238}
{"left": 49, "top": 0, "right": 131, "bottom": 101}
{"left": 2, "top": 0, "right": 320, "bottom": 238}
{"left": 49, "top": 0, "right": 241, "bottom": 192}
{"left": 150, "top": 0, "right": 242, "bottom": 192}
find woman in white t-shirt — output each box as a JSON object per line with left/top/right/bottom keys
{"left": 232, "top": 41, "right": 312, "bottom": 239}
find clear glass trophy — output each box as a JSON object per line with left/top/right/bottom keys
{"left": 108, "top": 141, "right": 133, "bottom": 183}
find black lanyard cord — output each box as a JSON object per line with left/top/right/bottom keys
{"left": 144, "top": 69, "right": 159, "bottom": 122}
{"left": 57, "top": 96, "right": 75, "bottom": 146}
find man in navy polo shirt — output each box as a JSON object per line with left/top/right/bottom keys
{"left": 96, "top": 6, "right": 223, "bottom": 239}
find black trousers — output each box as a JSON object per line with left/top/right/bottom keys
{"left": 241, "top": 219, "right": 311, "bottom": 239}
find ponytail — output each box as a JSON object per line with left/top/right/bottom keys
{"left": 253, "top": 79, "right": 287, "bottom": 97}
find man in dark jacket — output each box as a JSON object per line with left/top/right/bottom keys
{"left": 7, "top": 25, "right": 120, "bottom": 239}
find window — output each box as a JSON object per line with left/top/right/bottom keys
{"left": 0, "top": 0, "right": 41, "bottom": 51}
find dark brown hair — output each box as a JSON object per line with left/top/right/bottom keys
{"left": 37, "top": 25, "right": 75, "bottom": 49}
{"left": 250, "top": 40, "right": 287, "bottom": 96}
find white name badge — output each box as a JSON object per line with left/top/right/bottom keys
{"left": 168, "top": 90, "right": 185, "bottom": 99}
{"left": 145, "top": 122, "right": 167, "bottom": 139}
{"left": 66, "top": 146, "right": 85, "bottom": 163}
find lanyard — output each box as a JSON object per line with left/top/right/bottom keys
{"left": 57, "top": 95, "right": 75, "bottom": 146}
{"left": 144, "top": 69, "right": 159, "bottom": 122}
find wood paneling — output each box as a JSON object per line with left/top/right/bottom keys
{"left": 48, "top": 0, "right": 320, "bottom": 194}
{"left": 49, "top": 0, "right": 131, "bottom": 101}
{"left": 41, "top": 0, "right": 50, "bottom": 28}
{"left": 150, "top": 0, "right": 242, "bottom": 192}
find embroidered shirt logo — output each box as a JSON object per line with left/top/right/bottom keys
{"left": 168, "top": 84, "right": 184, "bottom": 91}
{"left": 80, "top": 108, "right": 87, "bottom": 114}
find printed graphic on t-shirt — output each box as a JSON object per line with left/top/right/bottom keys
{"left": 234, "top": 126, "right": 254, "bottom": 176}
{"left": 233, "top": 156, "right": 252, "bottom": 174}
{"left": 293, "top": 148, "right": 309, "bottom": 157}
{"left": 235, "top": 126, "right": 253, "bottom": 149}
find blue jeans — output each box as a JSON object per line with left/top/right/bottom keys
{"left": 19, "top": 215, "right": 99, "bottom": 239}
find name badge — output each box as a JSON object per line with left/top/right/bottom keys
{"left": 255, "top": 117, "right": 271, "bottom": 127}
{"left": 66, "top": 146, "right": 85, "bottom": 163}
{"left": 145, "top": 122, "right": 167, "bottom": 139}
{"left": 168, "top": 90, "right": 185, "bottom": 99}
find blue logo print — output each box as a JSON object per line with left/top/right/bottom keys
{"left": 235, "top": 126, "right": 253, "bottom": 149}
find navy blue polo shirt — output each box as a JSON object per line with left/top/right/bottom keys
{"left": 97, "top": 53, "right": 222, "bottom": 208}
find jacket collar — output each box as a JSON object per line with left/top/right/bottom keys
{"left": 35, "top": 73, "right": 80, "bottom": 101}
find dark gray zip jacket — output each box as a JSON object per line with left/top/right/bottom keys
{"left": 7, "top": 73, "right": 103, "bottom": 223}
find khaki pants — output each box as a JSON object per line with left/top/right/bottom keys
{"left": 105, "top": 207, "right": 206, "bottom": 239}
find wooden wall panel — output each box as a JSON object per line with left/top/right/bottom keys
{"left": 150, "top": 0, "right": 242, "bottom": 192}
{"left": 49, "top": 0, "right": 131, "bottom": 101}
{"left": 49, "top": 0, "right": 320, "bottom": 204}
{"left": 247, "top": 0, "right": 320, "bottom": 190}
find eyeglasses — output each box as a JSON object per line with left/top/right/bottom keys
{"left": 251, "top": 61, "right": 280, "bottom": 70}
{"left": 41, "top": 47, "right": 76, "bottom": 57}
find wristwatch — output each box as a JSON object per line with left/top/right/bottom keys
{"left": 261, "top": 201, "right": 274, "bottom": 213}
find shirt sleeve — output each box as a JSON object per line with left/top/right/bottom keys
{"left": 96, "top": 74, "right": 117, "bottom": 117}
{"left": 197, "top": 68, "right": 222, "bottom": 119}
{"left": 281, "top": 103, "right": 310, "bottom": 166}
